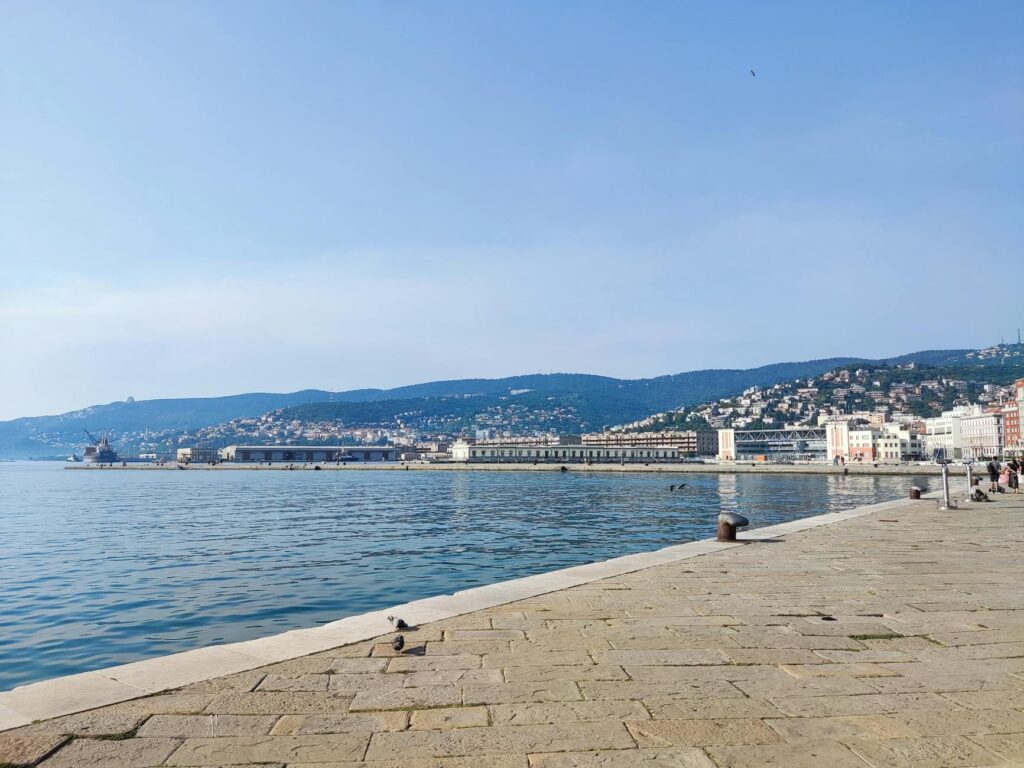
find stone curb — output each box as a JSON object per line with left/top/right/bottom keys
{"left": 0, "top": 495, "right": 922, "bottom": 731}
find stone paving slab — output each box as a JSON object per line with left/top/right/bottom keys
{"left": 1, "top": 492, "right": 1022, "bottom": 767}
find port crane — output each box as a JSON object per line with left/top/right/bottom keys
{"left": 83, "top": 428, "right": 102, "bottom": 446}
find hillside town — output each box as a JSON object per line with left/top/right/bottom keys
{"left": 167, "top": 372, "right": 1024, "bottom": 467}
{"left": 18, "top": 343, "right": 1024, "bottom": 465}
{"left": 52, "top": 361, "right": 1024, "bottom": 466}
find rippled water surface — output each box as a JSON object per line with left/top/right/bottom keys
{"left": 0, "top": 462, "right": 928, "bottom": 689}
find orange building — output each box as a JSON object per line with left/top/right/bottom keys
{"left": 1005, "top": 378, "right": 1024, "bottom": 456}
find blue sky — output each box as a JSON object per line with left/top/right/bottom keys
{"left": 1, "top": 1, "right": 1022, "bottom": 419}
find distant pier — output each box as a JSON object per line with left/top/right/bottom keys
{"left": 65, "top": 461, "right": 963, "bottom": 476}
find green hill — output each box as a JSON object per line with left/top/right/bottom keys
{"left": 3, "top": 344, "right": 1020, "bottom": 458}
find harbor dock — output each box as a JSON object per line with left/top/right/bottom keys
{"left": 1, "top": 493, "right": 1021, "bottom": 766}
{"left": 66, "top": 461, "right": 967, "bottom": 477}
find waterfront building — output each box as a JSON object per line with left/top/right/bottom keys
{"left": 1002, "top": 402, "right": 1021, "bottom": 457}
{"left": 717, "top": 427, "right": 827, "bottom": 462}
{"left": 873, "top": 426, "right": 926, "bottom": 463}
{"left": 848, "top": 428, "right": 878, "bottom": 462}
{"left": 176, "top": 447, "right": 218, "bottom": 464}
{"left": 473, "top": 435, "right": 579, "bottom": 447}
{"left": 450, "top": 441, "right": 678, "bottom": 463}
{"left": 959, "top": 410, "right": 1003, "bottom": 460}
{"left": 221, "top": 445, "right": 401, "bottom": 462}
{"left": 400, "top": 442, "right": 453, "bottom": 462}
{"left": 826, "top": 421, "right": 925, "bottom": 463}
{"left": 1004, "top": 378, "right": 1024, "bottom": 457}
{"left": 581, "top": 430, "right": 716, "bottom": 456}
{"left": 922, "top": 404, "right": 980, "bottom": 460}
{"left": 825, "top": 421, "right": 850, "bottom": 461}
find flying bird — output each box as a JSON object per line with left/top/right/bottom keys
{"left": 392, "top": 635, "right": 405, "bottom": 652}
{"left": 388, "top": 615, "right": 408, "bottom": 630}
{"left": 750, "top": 69, "right": 756, "bottom": 77}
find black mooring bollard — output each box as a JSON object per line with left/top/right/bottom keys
{"left": 717, "top": 512, "right": 749, "bottom": 542}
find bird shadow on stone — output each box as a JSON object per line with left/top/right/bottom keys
{"left": 403, "top": 644, "right": 427, "bottom": 656}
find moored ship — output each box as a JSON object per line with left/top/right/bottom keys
{"left": 83, "top": 430, "right": 119, "bottom": 464}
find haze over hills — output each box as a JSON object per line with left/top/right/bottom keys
{"left": 2, "top": 345, "right": 1022, "bottom": 459}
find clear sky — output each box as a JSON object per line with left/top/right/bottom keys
{"left": 2, "top": 1, "right": 1022, "bottom": 420}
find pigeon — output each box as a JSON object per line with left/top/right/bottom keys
{"left": 392, "top": 635, "right": 405, "bottom": 652}
{"left": 388, "top": 615, "right": 409, "bottom": 630}
{"left": 669, "top": 484, "right": 687, "bottom": 491}
{"left": 750, "top": 69, "right": 756, "bottom": 77}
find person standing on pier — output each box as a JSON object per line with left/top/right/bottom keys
{"left": 986, "top": 457, "right": 1001, "bottom": 493}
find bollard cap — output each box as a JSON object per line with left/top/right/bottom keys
{"left": 911, "top": 486, "right": 923, "bottom": 492}
{"left": 718, "top": 512, "right": 749, "bottom": 527}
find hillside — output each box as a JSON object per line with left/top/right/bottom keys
{"left": 630, "top": 361, "right": 1024, "bottom": 435}
{"left": 2, "top": 344, "right": 1019, "bottom": 459}
{"left": 3, "top": 359, "right": 863, "bottom": 457}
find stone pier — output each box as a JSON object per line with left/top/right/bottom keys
{"left": 1, "top": 494, "right": 1022, "bottom": 767}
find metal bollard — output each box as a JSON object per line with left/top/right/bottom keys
{"left": 939, "top": 462, "right": 956, "bottom": 510}
{"left": 717, "top": 512, "right": 749, "bottom": 542}
{"left": 909, "top": 486, "right": 922, "bottom": 500}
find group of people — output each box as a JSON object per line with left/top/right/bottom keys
{"left": 986, "top": 457, "right": 1021, "bottom": 494}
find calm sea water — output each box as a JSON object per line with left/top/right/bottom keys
{"left": 0, "top": 462, "right": 928, "bottom": 690}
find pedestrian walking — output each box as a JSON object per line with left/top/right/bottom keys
{"left": 987, "top": 457, "right": 1001, "bottom": 493}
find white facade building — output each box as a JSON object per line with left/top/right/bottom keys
{"left": 922, "top": 404, "right": 981, "bottom": 461}
{"left": 451, "top": 441, "right": 678, "bottom": 463}
{"left": 960, "top": 411, "right": 1003, "bottom": 460}
{"left": 825, "top": 421, "right": 925, "bottom": 463}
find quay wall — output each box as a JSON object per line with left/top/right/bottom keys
{"left": 0, "top": 490, "right": 936, "bottom": 729}
{"left": 66, "top": 461, "right": 965, "bottom": 476}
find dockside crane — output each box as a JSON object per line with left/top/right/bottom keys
{"left": 83, "top": 428, "right": 101, "bottom": 446}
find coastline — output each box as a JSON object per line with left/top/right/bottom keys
{"left": 65, "top": 461, "right": 965, "bottom": 476}
{"left": 0, "top": 490, "right": 931, "bottom": 730}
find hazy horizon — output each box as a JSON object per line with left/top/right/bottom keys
{"left": 3, "top": 2, "right": 1022, "bottom": 420}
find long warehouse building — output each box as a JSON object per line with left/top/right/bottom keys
{"left": 221, "top": 445, "right": 401, "bottom": 462}
{"left": 451, "top": 441, "right": 678, "bottom": 463}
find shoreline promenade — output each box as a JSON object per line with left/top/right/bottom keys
{"left": 2, "top": 493, "right": 1022, "bottom": 766}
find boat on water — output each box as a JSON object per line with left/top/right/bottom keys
{"left": 83, "top": 431, "right": 119, "bottom": 464}
{"left": 66, "top": 453, "right": 82, "bottom": 462}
